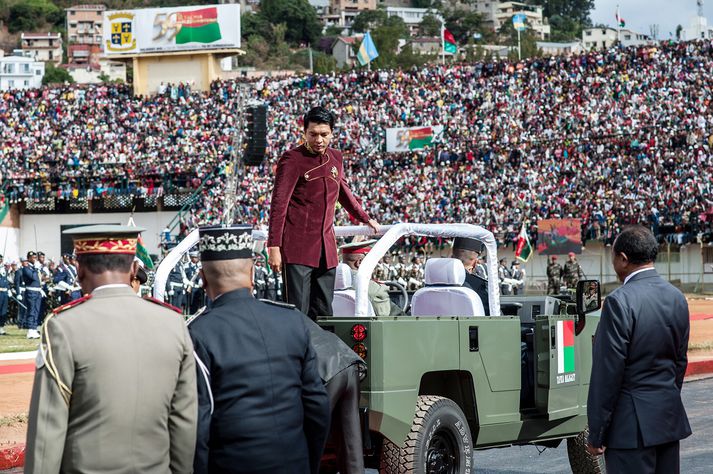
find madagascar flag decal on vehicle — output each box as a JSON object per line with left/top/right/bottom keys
{"left": 175, "top": 7, "right": 222, "bottom": 45}
{"left": 557, "top": 320, "right": 575, "bottom": 374}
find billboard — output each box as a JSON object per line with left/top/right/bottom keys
{"left": 536, "top": 219, "right": 583, "bottom": 256}
{"left": 385, "top": 126, "right": 444, "bottom": 152}
{"left": 103, "top": 4, "right": 240, "bottom": 56}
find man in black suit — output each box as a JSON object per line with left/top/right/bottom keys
{"left": 188, "top": 225, "right": 331, "bottom": 474}
{"left": 452, "top": 237, "right": 490, "bottom": 315}
{"left": 587, "top": 225, "right": 691, "bottom": 473}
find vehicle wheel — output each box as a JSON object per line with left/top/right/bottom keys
{"left": 379, "top": 395, "right": 473, "bottom": 474}
{"left": 567, "top": 426, "right": 606, "bottom": 474}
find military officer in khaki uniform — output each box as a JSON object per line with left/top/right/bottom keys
{"left": 340, "top": 240, "right": 402, "bottom": 317}
{"left": 25, "top": 225, "right": 197, "bottom": 474}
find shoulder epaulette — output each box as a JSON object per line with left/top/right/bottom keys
{"left": 53, "top": 294, "right": 92, "bottom": 314}
{"left": 259, "top": 299, "right": 298, "bottom": 311}
{"left": 186, "top": 306, "right": 208, "bottom": 326}
{"left": 144, "top": 296, "right": 182, "bottom": 314}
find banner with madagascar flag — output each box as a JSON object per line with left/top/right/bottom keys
{"left": 385, "top": 125, "right": 444, "bottom": 152}
{"left": 103, "top": 4, "right": 241, "bottom": 57}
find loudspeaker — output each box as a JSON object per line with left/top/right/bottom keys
{"left": 243, "top": 104, "right": 268, "bottom": 166}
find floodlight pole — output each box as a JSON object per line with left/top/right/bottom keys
{"left": 517, "top": 27, "right": 521, "bottom": 60}
{"left": 222, "top": 84, "right": 249, "bottom": 225}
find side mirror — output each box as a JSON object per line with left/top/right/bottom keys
{"left": 575, "top": 280, "right": 601, "bottom": 335}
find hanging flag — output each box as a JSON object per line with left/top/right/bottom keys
{"left": 127, "top": 216, "right": 154, "bottom": 269}
{"left": 261, "top": 247, "right": 272, "bottom": 275}
{"left": 443, "top": 28, "right": 457, "bottom": 53}
{"left": 514, "top": 224, "right": 533, "bottom": 262}
{"left": 356, "top": 32, "right": 379, "bottom": 66}
{"left": 557, "top": 320, "right": 576, "bottom": 375}
{"left": 615, "top": 8, "right": 626, "bottom": 28}
{"left": 174, "top": 7, "right": 222, "bottom": 45}
{"left": 512, "top": 13, "right": 527, "bottom": 32}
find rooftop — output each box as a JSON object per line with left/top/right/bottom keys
{"left": 21, "top": 32, "right": 62, "bottom": 39}
{"left": 67, "top": 4, "right": 106, "bottom": 11}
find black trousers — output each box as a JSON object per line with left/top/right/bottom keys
{"left": 605, "top": 441, "right": 680, "bottom": 474}
{"left": 284, "top": 263, "right": 335, "bottom": 320}
{"left": 325, "top": 365, "right": 364, "bottom": 474}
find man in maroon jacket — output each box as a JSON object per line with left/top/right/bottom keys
{"left": 267, "top": 107, "right": 379, "bottom": 319}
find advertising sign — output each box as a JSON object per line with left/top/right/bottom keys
{"left": 385, "top": 126, "right": 444, "bottom": 152}
{"left": 103, "top": 4, "right": 241, "bottom": 56}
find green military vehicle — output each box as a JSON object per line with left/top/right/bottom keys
{"left": 154, "top": 223, "right": 605, "bottom": 474}
{"left": 322, "top": 223, "right": 605, "bottom": 474}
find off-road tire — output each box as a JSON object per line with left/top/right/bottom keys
{"left": 567, "top": 426, "right": 606, "bottom": 474}
{"left": 379, "top": 395, "right": 473, "bottom": 474}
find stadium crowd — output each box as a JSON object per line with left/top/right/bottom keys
{"left": 2, "top": 40, "right": 713, "bottom": 246}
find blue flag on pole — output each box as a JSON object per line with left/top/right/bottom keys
{"left": 357, "top": 32, "right": 379, "bottom": 66}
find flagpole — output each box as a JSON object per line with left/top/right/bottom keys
{"left": 616, "top": 4, "right": 621, "bottom": 45}
{"left": 441, "top": 21, "right": 445, "bottom": 65}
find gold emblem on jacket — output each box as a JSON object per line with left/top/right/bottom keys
{"left": 330, "top": 166, "right": 338, "bottom": 179}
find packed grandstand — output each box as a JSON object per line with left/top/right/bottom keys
{"left": 1, "top": 40, "right": 712, "bottom": 248}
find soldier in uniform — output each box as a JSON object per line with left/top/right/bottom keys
{"left": 166, "top": 261, "right": 188, "bottom": 313}
{"left": 406, "top": 255, "right": 425, "bottom": 291}
{"left": 510, "top": 261, "right": 526, "bottom": 295}
{"left": 185, "top": 251, "right": 205, "bottom": 313}
{"left": 267, "top": 106, "right": 379, "bottom": 319}
{"left": 20, "top": 251, "right": 43, "bottom": 339}
{"left": 563, "top": 252, "right": 585, "bottom": 290}
{"left": 0, "top": 255, "right": 9, "bottom": 335}
{"left": 189, "top": 225, "right": 330, "bottom": 474}
{"left": 264, "top": 269, "right": 282, "bottom": 302}
{"left": 498, "top": 258, "right": 513, "bottom": 295}
{"left": 340, "top": 240, "right": 397, "bottom": 317}
{"left": 25, "top": 225, "right": 197, "bottom": 474}
{"left": 253, "top": 256, "right": 268, "bottom": 300}
{"left": 53, "top": 253, "right": 82, "bottom": 305}
{"left": 546, "top": 256, "right": 563, "bottom": 295}
{"left": 37, "top": 251, "right": 52, "bottom": 324}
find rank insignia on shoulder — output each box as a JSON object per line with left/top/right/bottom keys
{"left": 144, "top": 296, "right": 182, "bottom": 314}
{"left": 259, "top": 299, "right": 298, "bottom": 311}
{"left": 53, "top": 294, "right": 92, "bottom": 314}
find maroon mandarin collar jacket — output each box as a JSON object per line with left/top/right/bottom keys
{"left": 267, "top": 145, "right": 371, "bottom": 269}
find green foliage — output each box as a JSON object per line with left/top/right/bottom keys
{"left": 442, "top": 8, "right": 485, "bottom": 45}
{"left": 259, "top": 0, "right": 322, "bottom": 45}
{"left": 313, "top": 53, "right": 336, "bottom": 74}
{"left": 351, "top": 9, "right": 388, "bottom": 33}
{"left": 241, "top": 11, "right": 274, "bottom": 44}
{"left": 411, "top": 0, "right": 433, "bottom": 7}
{"left": 527, "top": 0, "right": 594, "bottom": 40}
{"left": 419, "top": 13, "right": 441, "bottom": 37}
{"left": 98, "top": 72, "right": 111, "bottom": 83}
{"left": 42, "top": 63, "right": 74, "bottom": 85}
{"left": 324, "top": 24, "right": 345, "bottom": 37}
{"left": 242, "top": 34, "right": 271, "bottom": 68}
{"left": 7, "top": 0, "right": 61, "bottom": 33}
{"left": 499, "top": 18, "right": 540, "bottom": 60}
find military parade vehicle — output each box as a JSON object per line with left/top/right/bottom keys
{"left": 156, "top": 223, "right": 605, "bottom": 474}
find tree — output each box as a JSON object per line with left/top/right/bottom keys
{"left": 259, "top": 0, "right": 322, "bottom": 45}
{"left": 351, "top": 9, "right": 388, "bottom": 33}
{"left": 499, "top": 19, "right": 540, "bottom": 60}
{"left": 324, "top": 24, "right": 345, "bottom": 36}
{"left": 42, "top": 64, "right": 74, "bottom": 85}
{"left": 314, "top": 53, "right": 337, "bottom": 74}
{"left": 241, "top": 35, "right": 271, "bottom": 68}
{"left": 442, "top": 8, "right": 485, "bottom": 45}
{"left": 7, "top": 0, "right": 61, "bottom": 33}
{"left": 241, "top": 11, "right": 274, "bottom": 43}
{"left": 411, "top": 0, "right": 433, "bottom": 7}
{"left": 527, "top": 0, "right": 594, "bottom": 40}
{"left": 419, "top": 14, "right": 441, "bottom": 37}
{"left": 548, "top": 14, "right": 583, "bottom": 42}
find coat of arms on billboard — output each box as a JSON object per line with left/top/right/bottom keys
{"left": 106, "top": 12, "right": 137, "bottom": 53}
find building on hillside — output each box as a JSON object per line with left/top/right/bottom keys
{"left": 66, "top": 4, "right": 105, "bottom": 47}
{"left": 0, "top": 54, "right": 45, "bottom": 91}
{"left": 385, "top": 7, "right": 441, "bottom": 35}
{"left": 218, "top": 0, "right": 260, "bottom": 14}
{"left": 402, "top": 37, "right": 444, "bottom": 56}
{"left": 582, "top": 27, "right": 652, "bottom": 50}
{"left": 484, "top": 2, "right": 550, "bottom": 39}
{"left": 65, "top": 59, "right": 127, "bottom": 84}
{"left": 320, "top": 0, "right": 377, "bottom": 30}
{"left": 536, "top": 41, "right": 584, "bottom": 56}
{"left": 331, "top": 36, "right": 358, "bottom": 68}
{"left": 20, "top": 33, "right": 63, "bottom": 65}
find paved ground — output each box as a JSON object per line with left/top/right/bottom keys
{"left": 470, "top": 376, "right": 713, "bottom": 474}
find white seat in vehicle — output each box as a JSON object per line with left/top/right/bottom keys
{"left": 332, "top": 263, "right": 375, "bottom": 317}
{"left": 410, "top": 258, "right": 486, "bottom": 317}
